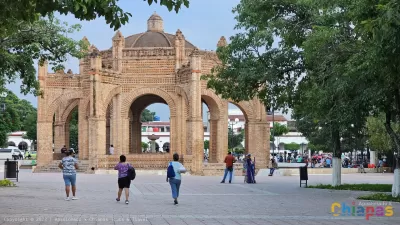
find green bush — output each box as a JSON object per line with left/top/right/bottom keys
{"left": 0, "top": 179, "right": 16, "bottom": 187}
{"left": 307, "top": 183, "right": 392, "bottom": 192}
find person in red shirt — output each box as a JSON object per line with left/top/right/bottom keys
{"left": 221, "top": 152, "right": 236, "bottom": 183}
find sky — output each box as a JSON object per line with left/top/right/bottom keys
{"left": 6, "top": 0, "right": 289, "bottom": 121}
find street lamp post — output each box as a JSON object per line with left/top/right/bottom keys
{"left": 228, "top": 118, "right": 239, "bottom": 154}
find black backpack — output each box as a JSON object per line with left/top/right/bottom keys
{"left": 128, "top": 165, "right": 136, "bottom": 180}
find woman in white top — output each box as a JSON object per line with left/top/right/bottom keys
{"left": 166, "top": 153, "right": 186, "bottom": 205}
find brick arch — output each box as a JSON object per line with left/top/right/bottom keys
{"left": 201, "top": 89, "right": 224, "bottom": 120}
{"left": 101, "top": 86, "right": 122, "bottom": 117}
{"left": 121, "top": 87, "right": 176, "bottom": 118}
{"left": 61, "top": 99, "right": 79, "bottom": 122}
{"left": 47, "top": 91, "right": 84, "bottom": 121}
{"left": 176, "top": 86, "right": 189, "bottom": 118}
{"left": 228, "top": 101, "right": 256, "bottom": 122}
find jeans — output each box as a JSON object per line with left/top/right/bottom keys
{"left": 270, "top": 168, "right": 275, "bottom": 175}
{"left": 222, "top": 168, "right": 233, "bottom": 182}
{"left": 169, "top": 178, "right": 181, "bottom": 199}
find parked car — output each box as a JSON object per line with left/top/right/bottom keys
{"left": 0, "top": 148, "right": 23, "bottom": 160}
{"left": 24, "top": 151, "right": 37, "bottom": 159}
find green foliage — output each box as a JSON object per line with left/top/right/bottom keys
{"left": 24, "top": 111, "right": 37, "bottom": 145}
{"left": 366, "top": 114, "right": 399, "bottom": 154}
{"left": 228, "top": 129, "right": 244, "bottom": 149}
{"left": 0, "top": 89, "right": 36, "bottom": 147}
{"left": 270, "top": 122, "right": 289, "bottom": 141}
{"left": 0, "top": 1, "right": 189, "bottom": 95}
{"left": 234, "top": 148, "right": 245, "bottom": 154}
{"left": 284, "top": 142, "right": 300, "bottom": 151}
{"left": 0, "top": 179, "right": 16, "bottom": 187}
{"left": 357, "top": 193, "right": 400, "bottom": 203}
{"left": 204, "top": 140, "right": 209, "bottom": 150}
{"left": 141, "top": 109, "right": 156, "bottom": 122}
{"left": 69, "top": 109, "right": 78, "bottom": 150}
{"left": 308, "top": 184, "right": 392, "bottom": 192}
{"left": 141, "top": 142, "right": 149, "bottom": 150}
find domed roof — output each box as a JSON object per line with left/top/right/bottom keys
{"left": 124, "top": 31, "right": 195, "bottom": 48}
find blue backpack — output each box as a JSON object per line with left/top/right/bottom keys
{"left": 167, "top": 162, "right": 175, "bottom": 178}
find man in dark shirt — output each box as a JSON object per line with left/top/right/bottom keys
{"left": 221, "top": 152, "right": 236, "bottom": 183}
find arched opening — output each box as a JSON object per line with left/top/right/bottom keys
{"left": 7, "top": 141, "right": 15, "bottom": 147}
{"left": 18, "top": 141, "right": 28, "bottom": 151}
{"left": 228, "top": 103, "right": 247, "bottom": 161}
{"left": 201, "top": 95, "right": 220, "bottom": 163}
{"left": 65, "top": 107, "right": 79, "bottom": 152}
{"left": 128, "top": 94, "right": 170, "bottom": 154}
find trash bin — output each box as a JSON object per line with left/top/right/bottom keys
{"left": 299, "top": 166, "right": 308, "bottom": 187}
{"left": 4, "top": 159, "right": 18, "bottom": 182}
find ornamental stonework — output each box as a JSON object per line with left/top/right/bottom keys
{"left": 35, "top": 13, "right": 270, "bottom": 175}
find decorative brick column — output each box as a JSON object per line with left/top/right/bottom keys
{"left": 36, "top": 122, "right": 53, "bottom": 166}
{"left": 246, "top": 121, "right": 269, "bottom": 169}
{"left": 53, "top": 121, "right": 65, "bottom": 152}
{"left": 78, "top": 100, "right": 89, "bottom": 160}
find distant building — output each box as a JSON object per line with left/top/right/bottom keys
{"left": 7, "top": 131, "right": 33, "bottom": 150}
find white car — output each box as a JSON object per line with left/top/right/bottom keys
{"left": 0, "top": 149, "right": 23, "bottom": 160}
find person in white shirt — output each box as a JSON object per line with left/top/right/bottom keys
{"left": 109, "top": 145, "right": 114, "bottom": 155}
{"left": 166, "top": 153, "right": 186, "bottom": 205}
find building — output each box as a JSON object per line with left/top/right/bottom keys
{"left": 36, "top": 13, "right": 270, "bottom": 173}
{"left": 7, "top": 131, "right": 32, "bottom": 151}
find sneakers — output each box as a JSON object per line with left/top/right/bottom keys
{"left": 174, "top": 199, "right": 178, "bottom": 205}
{"left": 220, "top": 181, "right": 225, "bottom": 183}
{"left": 229, "top": 180, "right": 231, "bottom": 184}
{"left": 116, "top": 198, "right": 120, "bottom": 202}
{"left": 65, "top": 197, "right": 70, "bottom": 201}
{"left": 125, "top": 200, "right": 129, "bottom": 204}
{"left": 72, "top": 196, "right": 79, "bottom": 200}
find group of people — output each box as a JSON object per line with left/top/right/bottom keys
{"left": 58, "top": 149, "right": 186, "bottom": 205}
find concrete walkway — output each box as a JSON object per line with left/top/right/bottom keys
{"left": 0, "top": 170, "right": 399, "bottom": 224}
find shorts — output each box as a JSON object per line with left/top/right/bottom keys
{"left": 63, "top": 174, "right": 76, "bottom": 186}
{"left": 118, "top": 176, "right": 131, "bottom": 189}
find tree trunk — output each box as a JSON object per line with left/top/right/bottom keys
{"left": 384, "top": 111, "right": 400, "bottom": 197}
{"left": 332, "top": 127, "right": 341, "bottom": 186}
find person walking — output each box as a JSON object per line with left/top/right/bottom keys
{"left": 58, "top": 150, "right": 79, "bottom": 201}
{"left": 166, "top": 153, "right": 186, "bottom": 205}
{"left": 220, "top": 152, "right": 235, "bottom": 183}
{"left": 114, "top": 155, "right": 132, "bottom": 204}
{"left": 269, "top": 158, "right": 278, "bottom": 176}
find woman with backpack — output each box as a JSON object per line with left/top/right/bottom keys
{"left": 166, "top": 153, "right": 186, "bottom": 205}
{"left": 114, "top": 155, "right": 133, "bottom": 204}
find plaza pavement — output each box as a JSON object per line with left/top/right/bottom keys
{"left": 0, "top": 170, "right": 399, "bottom": 225}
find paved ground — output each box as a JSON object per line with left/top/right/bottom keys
{"left": 0, "top": 170, "right": 399, "bottom": 225}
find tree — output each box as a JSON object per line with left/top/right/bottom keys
{"left": 69, "top": 109, "right": 78, "bottom": 150}
{"left": 1, "top": 1, "right": 190, "bottom": 95}
{"left": 204, "top": 140, "right": 209, "bottom": 150}
{"left": 141, "top": 109, "right": 156, "bottom": 122}
{"left": 228, "top": 128, "right": 244, "bottom": 150}
{"left": 366, "top": 114, "right": 399, "bottom": 154}
{"left": 141, "top": 142, "right": 149, "bottom": 151}
{"left": 270, "top": 122, "right": 289, "bottom": 141}
{"left": 284, "top": 142, "right": 300, "bottom": 151}
{"left": 24, "top": 111, "right": 38, "bottom": 146}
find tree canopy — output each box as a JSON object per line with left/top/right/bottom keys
{"left": 1, "top": 0, "right": 190, "bottom": 95}
{"left": 270, "top": 122, "right": 289, "bottom": 141}
{"left": 141, "top": 109, "right": 156, "bottom": 122}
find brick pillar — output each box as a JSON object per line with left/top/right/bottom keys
{"left": 131, "top": 117, "right": 141, "bottom": 154}
{"left": 209, "top": 119, "right": 218, "bottom": 163}
{"left": 246, "top": 121, "right": 269, "bottom": 169}
{"left": 37, "top": 122, "right": 53, "bottom": 166}
{"left": 53, "top": 121, "right": 65, "bottom": 152}
{"left": 78, "top": 100, "right": 89, "bottom": 160}
{"left": 111, "top": 95, "right": 120, "bottom": 153}
{"left": 88, "top": 118, "right": 106, "bottom": 169}
{"left": 187, "top": 49, "right": 204, "bottom": 174}
{"left": 65, "top": 122, "right": 70, "bottom": 149}
{"left": 122, "top": 117, "right": 130, "bottom": 155}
